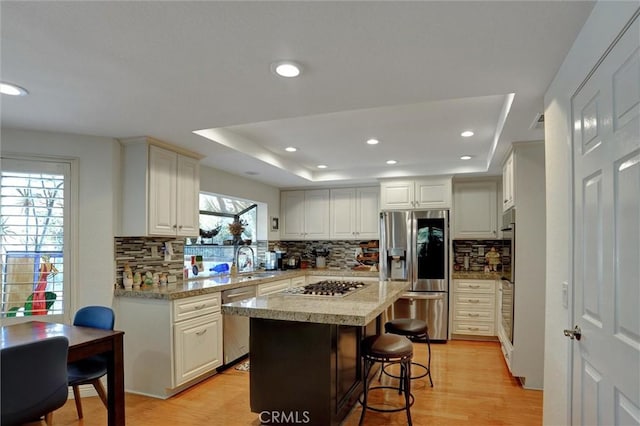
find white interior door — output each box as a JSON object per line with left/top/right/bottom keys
{"left": 570, "top": 11, "right": 639, "bottom": 425}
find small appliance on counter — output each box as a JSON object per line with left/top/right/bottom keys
{"left": 264, "top": 251, "right": 277, "bottom": 271}
{"left": 284, "top": 255, "right": 300, "bottom": 269}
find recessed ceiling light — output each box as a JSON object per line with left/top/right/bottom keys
{"left": 317, "top": 164, "right": 328, "bottom": 169}
{"left": 245, "top": 171, "right": 259, "bottom": 176}
{"left": 0, "top": 82, "right": 28, "bottom": 96}
{"left": 272, "top": 61, "right": 302, "bottom": 78}
{"left": 366, "top": 138, "right": 379, "bottom": 145}
{"left": 285, "top": 147, "right": 297, "bottom": 152}
{"left": 386, "top": 160, "right": 397, "bottom": 165}
{"left": 460, "top": 155, "right": 473, "bottom": 160}
{"left": 461, "top": 131, "right": 474, "bottom": 138}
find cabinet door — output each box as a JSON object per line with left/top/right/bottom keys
{"left": 330, "top": 188, "right": 356, "bottom": 239}
{"left": 502, "top": 154, "right": 514, "bottom": 211}
{"left": 380, "top": 181, "right": 414, "bottom": 209}
{"left": 280, "top": 191, "right": 305, "bottom": 240}
{"left": 355, "top": 187, "right": 380, "bottom": 239}
{"left": 176, "top": 155, "right": 200, "bottom": 237}
{"left": 148, "top": 146, "right": 178, "bottom": 236}
{"left": 304, "top": 189, "right": 330, "bottom": 239}
{"left": 452, "top": 181, "right": 498, "bottom": 239}
{"left": 173, "top": 313, "right": 222, "bottom": 386}
{"left": 414, "top": 177, "right": 452, "bottom": 209}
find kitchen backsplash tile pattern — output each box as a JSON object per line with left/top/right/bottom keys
{"left": 273, "top": 240, "right": 379, "bottom": 269}
{"left": 114, "top": 237, "right": 185, "bottom": 287}
{"left": 452, "top": 239, "right": 510, "bottom": 272}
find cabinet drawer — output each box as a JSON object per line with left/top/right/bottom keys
{"left": 454, "top": 309, "right": 494, "bottom": 322}
{"left": 173, "top": 313, "right": 222, "bottom": 386}
{"left": 257, "top": 279, "right": 290, "bottom": 296}
{"left": 453, "top": 294, "right": 495, "bottom": 309}
{"left": 290, "top": 276, "right": 306, "bottom": 288}
{"left": 452, "top": 321, "right": 494, "bottom": 336}
{"left": 454, "top": 280, "right": 495, "bottom": 293}
{"left": 173, "top": 293, "right": 221, "bottom": 322}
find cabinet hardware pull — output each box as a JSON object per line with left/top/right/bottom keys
{"left": 172, "top": 224, "right": 177, "bottom": 229}
{"left": 469, "top": 285, "right": 480, "bottom": 288}
{"left": 469, "top": 299, "right": 480, "bottom": 303}
{"left": 468, "top": 313, "right": 480, "bottom": 317}
{"left": 196, "top": 329, "right": 208, "bottom": 336}
{"left": 179, "top": 225, "right": 183, "bottom": 229}
{"left": 194, "top": 304, "right": 206, "bottom": 310}
{"left": 468, "top": 327, "right": 479, "bottom": 331}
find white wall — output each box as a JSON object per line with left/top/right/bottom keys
{"left": 1, "top": 128, "right": 120, "bottom": 313}
{"left": 542, "top": 2, "right": 639, "bottom": 424}
{"left": 198, "top": 165, "right": 281, "bottom": 241}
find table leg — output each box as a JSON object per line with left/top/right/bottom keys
{"left": 107, "top": 334, "right": 126, "bottom": 426}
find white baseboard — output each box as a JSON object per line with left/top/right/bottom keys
{"left": 66, "top": 376, "right": 107, "bottom": 399}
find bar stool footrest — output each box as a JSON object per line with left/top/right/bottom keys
{"left": 358, "top": 386, "right": 415, "bottom": 412}
{"left": 381, "top": 361, "right": 430, "bottom": 380}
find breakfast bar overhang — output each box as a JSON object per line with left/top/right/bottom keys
{"left": 222, "top": 280, "right": 410, "bottom": 426}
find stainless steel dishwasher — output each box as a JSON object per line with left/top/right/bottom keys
{"left": 221, "top": 285, "right": 257, "bottom": 365}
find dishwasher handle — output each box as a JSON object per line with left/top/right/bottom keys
{"left": 400, "top": 292, "right": 446, "bottom": 300}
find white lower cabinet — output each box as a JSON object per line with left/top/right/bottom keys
{"left": 257, "top": 279, "right": 291, "bottom": 296}
{"left": 290, "top": 276, "right": 306, "bottom": 288}
{"left": 451, "top": 279, "right": 497, "bottom": 337}
{"left": 115, "top": 292, "right": 223, "bottom": 398}
{"left": 173, "top": 313, "right": 222, "bottom": 386}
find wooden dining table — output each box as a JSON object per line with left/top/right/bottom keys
{"left": 0, "top": 321, "right": 125, "bottom": 426}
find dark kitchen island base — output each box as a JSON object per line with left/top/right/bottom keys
{"left": 250, "top": 317, "right": 379, "bottom": 426}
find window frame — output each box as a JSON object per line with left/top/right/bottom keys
{"left": 1, "top": 155, "right": 77, "bottom": 324}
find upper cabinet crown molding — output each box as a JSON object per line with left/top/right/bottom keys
{"left": 119, "top": 137, "right": 200, "bottom": 237}
{"left": 379, "top": 176, "right": 452, "bottom": 210}
{"left": 119, "top": 136, "right": 205, "bottom": 160}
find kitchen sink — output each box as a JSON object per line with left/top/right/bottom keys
{"left": 238, "top": 272, "right": 277, "bottom": 281}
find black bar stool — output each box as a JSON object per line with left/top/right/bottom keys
{"left": 359, "top": 334, "right": 414, "bottom": 426}
{"left": 382, "top": 318, "right": 433, "bottom": 387}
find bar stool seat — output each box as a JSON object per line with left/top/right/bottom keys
{"left": 359, "top": 334, "right": 414, "bottom": 426}
{"left": 383, "top": 318, "right": 434, "bottom": 387}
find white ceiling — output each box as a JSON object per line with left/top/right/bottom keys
{"left": 0, "top": 1, "right": 595, "bottom": 188}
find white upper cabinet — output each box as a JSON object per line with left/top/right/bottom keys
{"left": 380, "top": 177, "right": 452, "bottom": 210}
{"left": 452, "top": 180, "right": 499, "bottom": 239}
{"left": 280, "top": 190, "right": 330, "bottom": 240}
{"left": 330, "top": 187, "right": 379, "bottom": 240}
{"left": 120, "top": 137, "right": 201, "bottom": 237}
{"left": 502, "top": 153, "right": 515, "bottom": 211}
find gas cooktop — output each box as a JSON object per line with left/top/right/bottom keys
{"left": 282, "top": 280, "right": 369, "bottom": 297}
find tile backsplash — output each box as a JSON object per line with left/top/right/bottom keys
{"left": 114, "top": 237, "right": 185, "bottom": 287}
{"left": 452, "top": 239, "right": 510, "bottom": 273}
{"left": 273, "top": 240, "right": 379, "bottom": 269}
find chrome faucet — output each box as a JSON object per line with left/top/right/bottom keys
{"left": 234, "top": 246, "right": 255, "bottom": 273}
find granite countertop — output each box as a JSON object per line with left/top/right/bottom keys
{"left": 221, "top": 280, "right": 410, "bottom": 326}
{"left": 113, "top": 268, "right": 379, "bottom": 300}
{"left": 451, "top": 271, "right": 504, "bottom": 280}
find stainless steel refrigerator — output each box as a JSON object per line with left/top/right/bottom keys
{"left": 380, "top": 210, "right": 449, "bottom": 341}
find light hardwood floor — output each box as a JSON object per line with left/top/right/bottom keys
{"left": 48, "top": 340, "right": 542, "bottom": 425}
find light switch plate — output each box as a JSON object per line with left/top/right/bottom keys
{"left": 562, "top": 281, "right": 568, "bottom": 308}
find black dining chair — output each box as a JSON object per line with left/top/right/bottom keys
{"left": 1, "top": 336, "right": 70, "bottom": 426}
{"left": 67, "top": 305, "right": 115, "bottom": 419}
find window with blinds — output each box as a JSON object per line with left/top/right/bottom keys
{"left": 1, "top": 160, "right": 69, "bottom": 319}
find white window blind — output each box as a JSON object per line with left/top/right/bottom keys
{"left": 1, "top": 159, "right": 70, "bottom": 319}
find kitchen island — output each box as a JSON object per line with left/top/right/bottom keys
{"left": 222, "top": 280, "right": 409, "bottom": 426}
